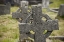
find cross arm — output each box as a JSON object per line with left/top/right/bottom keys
{"left": 44, "top": 19, "right": 59, "bottom": 31}
{"left": 19, "top": 23, "right": 31, "bottom": 33}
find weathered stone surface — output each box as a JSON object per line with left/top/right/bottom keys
{"left": 12, "top": 1, "right": 31, "bottom": 23}
{"left": 12, "top": 1, "right": 59, "bottom": 42}
{"left": 42, "top": 0, "right": 50, "bottom": 8}
{"left": 19, "top": 23, "right": 31, "bottom": 33}
{"left": 58, "top": 4, "right": 64, "bottom": 16}
{"left": 0, "top": 3, "right": 10, "bottom": 15}
{"left": 0, "top": 5, "right": 5, "bottom": 14}
{"left": 14, "top": 0, "right": 20, "bottom": 5}
{"left": 12, "top": 12, "right": 29, "bottom": 19}
{"left": 4, "top": 3, "right": 11, "bottom": 14}
{"left": 20, "top": 1, "right": 29, "bottom": 7}
{"left": 18, "top": 5, "right": 58, "bottom": 42}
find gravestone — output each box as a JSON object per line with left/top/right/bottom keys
{"left": 58, "top": 4, "right": 64, "bottom": 16}
{"left": 13, "top": 0, "right": 20, "bottom": 5}
{"left": 0, "top": 3, "right": 10, "bottom": 15}
{"left": 12, "top": 1, "right": 59, "bottom": 42}
{"left": 42, "top": 0, "right": 50, "bottom": 8}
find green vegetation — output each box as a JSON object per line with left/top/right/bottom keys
{"left": 0, "top": 7, "right": 19, "bottom": 42}
{"left": 50, "top": 0, "right": 64, "bottom": 8}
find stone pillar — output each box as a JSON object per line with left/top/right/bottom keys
{"left": 58, "top": 4, "right": 64, "bottom": 16}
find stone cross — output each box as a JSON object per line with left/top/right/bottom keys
{"left": 12, "top": 1, "right": 59, "bottom": 42}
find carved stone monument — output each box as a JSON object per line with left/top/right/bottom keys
{"left": 12, "top": 1, "right": 59, "bottom": 42}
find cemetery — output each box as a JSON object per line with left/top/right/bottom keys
{"left": 0, "top": 0, "right": 64, "bottom": 42}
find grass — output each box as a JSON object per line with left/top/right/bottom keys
{"left": 50, "top": 0, "right": 64, "bottom": 8}
{"left": 0, "top": 7, "right": 19, "bottom": 42}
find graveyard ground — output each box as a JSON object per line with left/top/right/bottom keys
{"left": 0, "top": 0, "right": 64, "bottom": 42}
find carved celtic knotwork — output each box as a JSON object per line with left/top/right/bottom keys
{"left": 12, "top": 1, "right": 59, "bottom": 42}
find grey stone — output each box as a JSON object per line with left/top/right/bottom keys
{"left": 42, "top": 0, "right": 50, "bottom": 8}
{"left": 0, "top": 3, "right": 10, "bottom": 15}
{"left": 14, "top": 0, "right": 20, "bottom": 5}
{"left": 19, "top": 5, "right": 58, "bottom": 42}
{"left": 19, "top": 23, "right": 31, "bottom": 33}
{"left": 12, "top": 1, "right": 59, "bottom": 42}
{"left": 58, "top": 4, "right": 64, "bottom": 16}
{"left": 12, "top": 1, "right": 32, "bottom": 23}
{"left": 20, "top": 1, "right": 29, "bottom": 7}
{"left": 52, "top": 8, "right": 59, "bottom": 11}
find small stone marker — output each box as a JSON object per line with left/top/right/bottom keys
{"left": 42, "top": 0, "right": 50, "bottom": 8}
{"left": 0, "top": 3, "right": 10, "bottom": 15}
{"left": 58, "top": 4, "right": 64, "bottom": 16}
{"left": 12, "top": 1, "right": 59, "bottom": 42}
